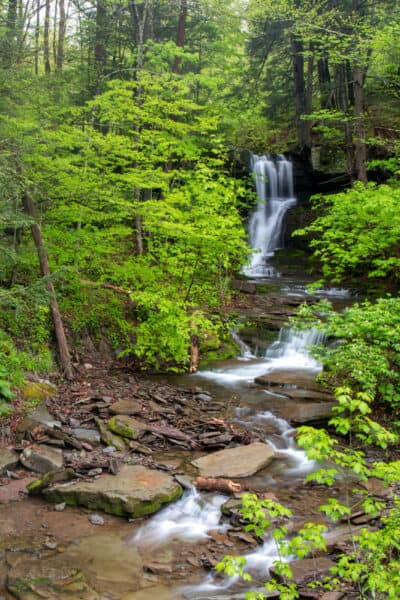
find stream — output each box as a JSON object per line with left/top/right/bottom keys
{"left": 125, "top": 154, "right": 350, "bottom": 599}
{"left": 0, "top": 154, "right": 352, "bottom": 600}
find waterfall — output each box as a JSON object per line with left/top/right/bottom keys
{"left": 243, "top": 154, "right": 296, "bottom": 278}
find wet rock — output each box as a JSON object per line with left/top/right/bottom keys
{"left": 95, "top": 418, "right": 127, "bottom": 451}
{"left": 174, "top": 475, "right": 193, "bottom": 490}
{"left": 255, "top": 370, "right": 328, "bottom": 393}
{"left": 281, "top": 401, "right": 336, "bottom": 425}
{"left": 89, "top": 514, "right": 105, "bottom": 525}
{"left": 108, "top": 415, "right": 147, "bottom": 440}
{"left": 0, "top": 449, "right": 19, "bottom": 476}
{"left": 43, "top": 465, "right": 183, "bottom": 518}
{"left": 54, "top": 502, "right": 66, "bottom": 511}
{"left": 192, "top": 442, "right": 275, "bottom": 478}
{"left": 88, "top": 468, "right": 103, "bottom": 477}
{"left": 272, "top": 557, "right": 335, "bottom": 585}
{"left": 109, "top": 399, "right": 142, "bottom": 415}
{"left": 6, "top": 552, "right": 98, "bottom": 599}
{"left": 20, "top": 444, "right": 63, "bottom": 474}
{"left": 144, "top": 562, "right": 173, "bottom": 575}
{"left": 27, "top": 468, "right": 75, "bottom": 495}
{"left": 71, "top": 428, "right": 101, "bottom": 446}
{"left": 61, "top": 534, "right": 143, "bottom": 596}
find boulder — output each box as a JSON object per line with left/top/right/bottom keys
{"left": 192, "top": 442, "right": 275, "bottom": 478}
{"left": 0, "top": 448, "right": 19, "bottom": 476}
{"left": 43, "top": 465, "right": 183, "bottom": 518}
{"left": 19, "top": 444, "right": 63, "bottom": 473}
{"left": 108, "top": 415, "right": 147, "bottom": 440}
{"left": 109, "top": 400, "right": 142, "bottom": 415}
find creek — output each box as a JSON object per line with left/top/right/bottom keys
{"left": 0, "top": 154, "right": 352, "bottom": 600}
{"left": 128, "top": 154, "right": 351, "bottom": 599}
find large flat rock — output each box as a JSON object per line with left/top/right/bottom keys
{"left": 255, "top": 369, "right": 328, "bottom": 393}
{"left": 43, "top": 465, "right": 183, "bottom": 518}
{"left": 279, "top": 401, "right": 336, "bottom": 425}
{"left": 191, "top": 442, "right": 275, "bottom": 478}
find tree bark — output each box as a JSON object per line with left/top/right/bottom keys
{"left": 94, "top": 0, "right": 107, "bottom": 90}
{"left": 317, "top": 57, "right": 332, "bottom": 108}
{"left": 44, "top": 0, "right": 51, "bottom": 74}
{"left": 337, "top": 63, "right": 354, "bottom": 181}
{"left": 22, "top": 191, "right": 74, "bottom": 380}
{"left": 291, "top": 35, "right": 311, "bottom": 161}
{"left": 56, "top": 0, "right": 66, "bottom": 74}
{"left": 173, "top": 0, "right": 188, "bottom": 74}
{"left": 34, "top": 0, "right": 39, "bottom": 75}
{"left": 353, "top": 65, "right": 367, "bottom": 183}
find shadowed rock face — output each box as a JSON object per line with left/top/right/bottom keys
{"left": 191, "top": 442, "right": 275, "bottom": 478}
{"left": 43, "top": 465, "right": 183, "bottom": 518}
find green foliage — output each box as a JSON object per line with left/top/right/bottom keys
{"left": 292, "top": 298, "right": 400, "bottom": 411}
{"left": 294, "top": 182, "right": 400, "bottom": 287}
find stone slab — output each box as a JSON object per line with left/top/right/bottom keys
{"left": 191, "top": 442, "right": 275, "bottom": 478}
{"left": 20, "top": 444, "right": 63, "bottom": 473}
{"left": 44, "top": 465, "right": 183, "bottom": 518}
{"left": 109, "top": 400, "right": 142, "bottom": 415}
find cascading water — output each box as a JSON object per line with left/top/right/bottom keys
{"left": 243, "top": 153, "right": 296, "bottom": 278}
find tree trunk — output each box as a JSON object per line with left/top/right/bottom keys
{"left": 44, "top": 0, "right": 51, "bottom": 74}
{"left": 94, "top": 0, "right": 107, "bottom": 90}
{"left": 34, "top": 0, "right": 39, "bottom": 75}
{"left": 56, "top": 0, "right": 66, "bottom": 74}
{"left": 173, "top": 0, "right": 188, "bottom": 74}
{"left": 353, "top": 65, "right": 367, "bottom": 183}
{"left": 291, "top": 35, "right": 311, "bottom": 161}
{"left": 337, "top": 63, "right": 354, "bottom": 181}
{"left": 22, "top": 191, "right": 74, "bottom": 380}
{"left": 317, "top": 57, "right": 331, "bottom": 108}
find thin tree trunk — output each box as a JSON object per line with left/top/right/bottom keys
{"left": 34, "top": 0, "right": 39, "bottom": 75}
{"left": 53, "top": 0, "right": 58, "bottom": 65}
{"left": 337, "top": 63, "right": 354, "bottom": 181}
{"left": 22, "top": 191, "right": 73, "bottom": 380}
{"left": 173, "top": 0, "right": 187, "bottom": 74}
{"left": 44, "top": 0, "right": 51, "bottom": 74}
{"left": 94, "top": 0, "right": 107, "bottom": 91}
{"left": 354, "top": 65, "right": 367, "bottom": 183}
{"left": 291, "top": 35, "right": 311, "bottom": 160}
{"left": 56, "top": 0, "right": 66, "bottom": 74}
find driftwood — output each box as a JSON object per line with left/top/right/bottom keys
{"left": 194, "top": 477, "right": 242, "bottom": 494}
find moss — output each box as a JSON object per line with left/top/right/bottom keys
{"left": 27, "top": 468, "right": 75, "bottom": 495}
{"left": 44, "top": 484, "right": 183, "bottom": 518}
{"left": 108, "top": 415, "right": 143, "bottom": 440}
{"left": 199, "top": 338, "right": 239, "bottom": 368}
{"left": 95, "top": 418, "right": 127, "bottom": 451}
{"left": 22, "top": 381, "right": 56, "bottom": 402}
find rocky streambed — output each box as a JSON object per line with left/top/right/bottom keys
{"left": 0, "top": 279, "right": 391, "bottom": 600}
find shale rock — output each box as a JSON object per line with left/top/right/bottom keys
{"left": 0, "top": 449, "right": 19, "bottom": 476}
{"left": 192, "top": 442, "right": 274, "bottom": 478}
{"left": 109, "top": 400, "right": 142, "bottom": 415}
{"left": 71, "top": 428, "right": 101, "bottom": 446}
{"left": 95, "top": 418, "right": 127, "bottom": 451}
{"left": 108, "top": 415, "right": 147, "bottom": 440}
{"left": 43, "top": 465, "right": 183, "bottom": 518}
{"left": 19, "top": 444, "right": 63, "bottom": 473}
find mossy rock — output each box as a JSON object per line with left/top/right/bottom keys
{"left": 27, "top": 468, "right": 75, "bottom": 495}
{"left": 108, "top": 415, "right": 146, "bottom": 440}
{"left": 43, "top": 465, "right": 183, "bottom": 518}
{"left": 95, "top": 418, "right": 127, "bottom": 451}
{"left": 22, "top": 382, "right": 56, "bottom": 402}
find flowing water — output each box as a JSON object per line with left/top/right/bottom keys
{"left": 128, "top": 153, "right": 345, "bottom": 598}
{"left": 243, "top": 154, "right": 296, "bottom": 278}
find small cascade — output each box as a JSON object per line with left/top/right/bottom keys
{"left": 243, "top": 154, "right": 296, "bottom": 278}
{"left": 265, "top": 327, "right": 325, "bottom": 371}
{"left": 132, "top": 488, "right": 227, "bottom": 547}
{"left": 230, "top": 328, "right": 255, "bottom": 360}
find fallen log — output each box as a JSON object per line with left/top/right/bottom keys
{"left": 194, "top": 477, "right": 242, "bottom": 494}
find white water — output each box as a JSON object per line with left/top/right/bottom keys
{"left": 133, "top": 488, "right": 227, "bottom": 548}
{"left": 243, "top": 154, "right": 296, "bottom": 278}
{"left": 199, "top": 326, "right": 323, "bottom": 386}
